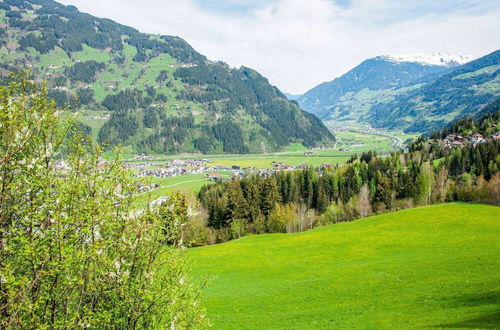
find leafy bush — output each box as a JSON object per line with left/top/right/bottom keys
{"left": 0, "top": 73, "right": 208, "bottom": 328}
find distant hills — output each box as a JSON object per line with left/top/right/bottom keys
{"left": 295, "top": 51, "right": 499, "bottom": 133}
{"left": 0, "top": 0, "right": 334, "bottom": 154}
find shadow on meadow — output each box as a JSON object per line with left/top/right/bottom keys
{"left": 434, "top": 290, "right": 500, "bottom": 329}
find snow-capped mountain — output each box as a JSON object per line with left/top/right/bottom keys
{"left": 297, "top": 55, "right": 454, "bottom": 120}
{"left": 297, "top": 49, "right": 499, "bottom": 134}
{"left": 380, "top": 53, "right": 475, "bottom": 67}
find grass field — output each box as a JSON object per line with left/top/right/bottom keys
{"left": 188, "top": 203, "right": 500, "bottom": 329}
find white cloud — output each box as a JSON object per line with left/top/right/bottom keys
{"left": 58, "top": 0, "right": 500, "bottom": 94}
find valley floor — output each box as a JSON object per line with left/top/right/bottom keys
{"left": 127, "top": 127, "right": 416, "bottom": 202}
{"left": 188, "top": 203, "right": 500, "bottom": 329}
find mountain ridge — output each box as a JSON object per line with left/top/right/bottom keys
{"left": 372, "top": 49, "right": 500, "bottom": 132}
{"left": 297, "top": 55, "right": 454, "bottom": 123}
{"left": 297, "top": 50, "right": 499, "bottom": 132}
{"left": 378, "top": 53, "right": 474, "bottom": 66}
{"left": 0, "top": 0, "right": 334, "bottom": 154}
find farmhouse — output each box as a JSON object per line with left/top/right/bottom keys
{"left": 206, "top": 173, "right": 223, "bottom": 181}
{"left": 470, "top": 133, "right": 485, "bottom": 145}
{"left": 444, "top": 134, "right": 465, "bottom": 149}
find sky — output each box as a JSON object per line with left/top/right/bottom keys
{"left": 57, "top": 0, "right": 500, "bottom": 94}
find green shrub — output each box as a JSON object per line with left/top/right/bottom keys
{"left": 0, "top": 73, "right": 209, "bottom": 328}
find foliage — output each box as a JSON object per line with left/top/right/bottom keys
{"left": 46, "top": 88, "right": 76, "bottom": 108}
{"left": 0, "top": 73, "right": 208, "bottom": 328}
{"left": 98, "top": 112, "right": 139, "bottom": 147}
{"left": 76, "top": 87, "right": 95, "bottom": 105}
{"left": 101, "top": 89, "right": 147, "bottom": 111}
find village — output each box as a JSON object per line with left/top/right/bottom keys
{"left": 125, "top": 154, "right": 341, "bottom": 183}
{"left": 443, "top": 131, "right": 500, "bottom": 149}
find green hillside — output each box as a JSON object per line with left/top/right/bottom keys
{"left": 373, "top": 51, "right": 500, "bottom": 133}
{"left": 0, "top": 0, "right": 334, "bottom": 154}
{"left": 297, "top": 51, "right": 499, "bottom": 134}
{"left": 189, "top": 203, "right": 500, "bottom": 329}
{"left": 297, "top": 56, "right": 451, "bottom": 123}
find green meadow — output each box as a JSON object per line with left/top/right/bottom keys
{"left": 188, "top": 203, "right": 500, "bottom": 329}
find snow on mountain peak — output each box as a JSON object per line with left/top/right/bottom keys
{"left": 380, "top": 53, "right": 475, "bottom": 67}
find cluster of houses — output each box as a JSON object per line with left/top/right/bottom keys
{"left": 134, "top": 154, "right": 155, "bottom": 161}
{"left": 443, "top": 132, "right": 499, "bottom": 149}
{"left": 134, "top": 158, "right": 230, "bottom": 179}
{"left": 123, "top": 162, "right": 158, "bottom": 169}
{"left": 272, "top": 161, "right": 308, "bottom": 170}
{"left": 167, "top": 158, "right": 211, "bottom": 167}
{"left": 205, "top": 173, "right": 224, "bottom": 181}
{"left": 136, "top": 166, "right": 203, "bottom": 178}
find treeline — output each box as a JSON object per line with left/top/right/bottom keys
{"left": 16, "top": 1, "right": 130, "bottom": 54}
{"left": 127, "top": 34, "right": 205, "bottom": 64}
{"left": 46, "top": 89, "right": 76, "bottom": 108}
{"left": 98, "top": 112, "right": 139, "bottom": 147}
{"left": 192, "top": 113, "right": 500, "bottom": 245}
{"left": 76, "top": 87, "right": 95, "bottom": 105}
{"left": 211, "top": 118, "right": 248, "bottom": 154}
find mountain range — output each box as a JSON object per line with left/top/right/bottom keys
{"left": 1, "top": 0, "right": 498, "bottom": 151}
{"left": 0, "top": 0, "right": 334, "bottom": 154}
{"left": 296, "top": 51, "right": 499, "bottom": 133}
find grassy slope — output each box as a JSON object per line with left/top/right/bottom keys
{"left": 188, "top": 203, "right": 500, "bottom": 329}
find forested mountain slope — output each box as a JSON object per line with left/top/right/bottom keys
{"left": 372, "top": 50, "right": 500, "bottom": 132}
{"left": 297, "top": 51, "right": 499, "bottom": 134}
{"left": 0, "top": 0, "right": 334, "bottom": 154}
{"left": 297, "top": 56, "right": 457, "bottom": 122}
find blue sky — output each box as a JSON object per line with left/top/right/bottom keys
{"left": 59, "top": 0, "right": 500, "bottom": 93}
